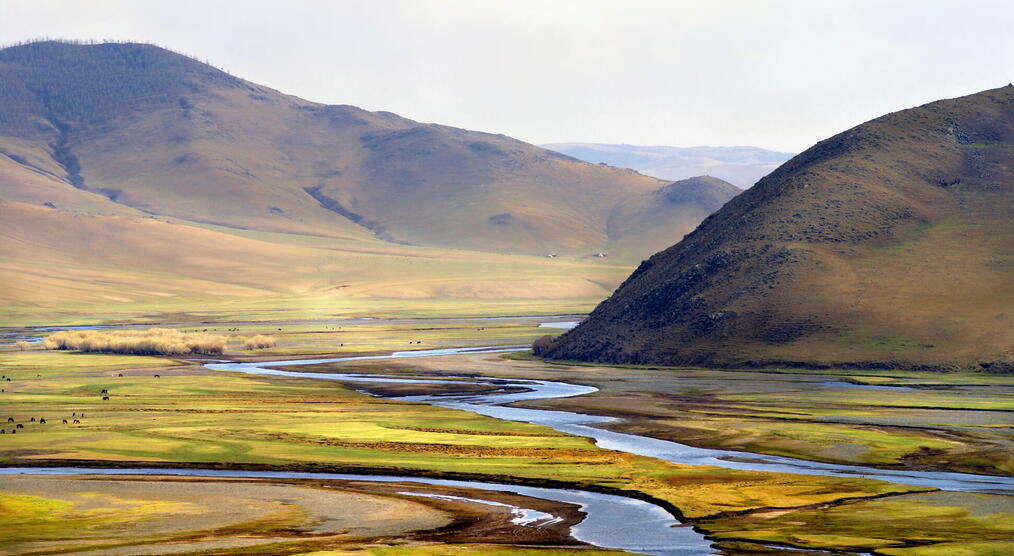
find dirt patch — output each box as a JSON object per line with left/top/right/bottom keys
{"left": 0, "top": 473, "right": 586, "bottom": 555}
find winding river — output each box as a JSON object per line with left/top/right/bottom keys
{"left": 205, "top": 347, "right": 1014, "bottom": 494}
{"left": 6, "top": 344, "right": 1012, "bottom": 555}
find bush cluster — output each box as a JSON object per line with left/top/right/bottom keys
{"left": 243, "top": 335, "right": 276, "bottom": 350}
{"left": 531, "top": 334, "right": 556, "bottom": 356}
{"left": 43, "top": 328, "right": 227, "bottom": 355}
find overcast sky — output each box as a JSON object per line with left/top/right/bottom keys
{"left": 3, "top": 0, "right": 1012, "bottom": 152}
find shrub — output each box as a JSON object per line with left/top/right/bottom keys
{"left": 531, "top": 335, "right": 556, "bottom": 356}
{"left": 243, "top": 335, "right": 276, "bottom": 350}
{"left": 43, "top": 328, "right": 226, "bottom": 355}
{"left": 15, "top": 340, "right": 29, "bottom": 351}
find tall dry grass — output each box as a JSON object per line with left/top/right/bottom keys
{"left": 43, "top": 328, "right": 227, "bottom": 355}
{"left": 243, "top": 334, "right": 276, "bottom": 350}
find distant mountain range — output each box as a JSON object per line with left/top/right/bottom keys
{"left": 543, "top": 86, "right": 1014, "bottom": 370}
{"left": 0, "top": 41, "right": 741, "bottom": 313}
{"left": 541, "top": 143, "right": 794, "bottom": 188}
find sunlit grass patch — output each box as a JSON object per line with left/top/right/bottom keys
{"left": 879, "top": 541, "right": 1014, "bottom": 555}
{"left": 0, "top": 490, "right": 202, "bottom": 546}
{"left": 300, "top": 547, "right": 631, "bottom": 555}
{"left": 0, "top": 350, "right": 174, "bottom": 377}
{"left": 699, "top": 491, "right": 1014, "bottom": 553}
{"left": 0, "top": 350, "right": 925, "bottom": 520}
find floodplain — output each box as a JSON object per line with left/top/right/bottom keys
{"left": 1, "top": 316, "right": 1011, "bottom": 555}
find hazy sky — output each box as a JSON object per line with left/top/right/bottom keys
{"left": 3, "top": 0, "right": 1012, "bottom": 152}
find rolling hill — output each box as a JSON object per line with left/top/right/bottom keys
{"left": 542, "top": 86, "right": 1014, "bottom": 370}
{"left": 542, "top": 143, "right": 794, "bottom": 187}
{"left": 0, "top": 40, "right": 734, "bottom": 258}
{"left": 0, "top": 40, "right": 741, "bottom": 321}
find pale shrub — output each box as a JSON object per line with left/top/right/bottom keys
{"left": 43, "top": 328, "right": 226, "bottom": 355}
{"left": 243, "top": 335, "right": 276, "bottom": 350}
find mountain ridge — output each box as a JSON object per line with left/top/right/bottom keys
{"left": 542, "top": 142, "right": 794, "bottom": 187}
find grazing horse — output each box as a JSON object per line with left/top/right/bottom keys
{"left": 6, "top": 417, "right": 12, "bottom": 423}
{"left": 15, "top": 423, "right": 23, "bottom": 429}
{"left": 1, "top": 429, "right": 5, "bottom": 434}
{"left": 102, "top": 396, "right": 109, "bottom": 400}
{"left": 62, "top": 419, "right": 68, "bottom": 424}
{"left": 154, "top": 374, "right": 160, "bottom": 378}
{"left": 100, "top": 389, "right": 108, "bottom": 394}
{"left": 39, "top": 418, "right": 46, "bottom": 424}
{"left": 30, "top": 417, "right": 35, "bottom": 422}
{"left": 72, "top": 419, "right": 80, "bottom": 424}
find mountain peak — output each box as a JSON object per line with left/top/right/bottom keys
{"left": 0, "top": 40, "right": 240, "bottom": 134}
{"left": 655, "top": 175, "right": 740, "bottom": 210}
{"left": 543, "top": 86, "right": 1014, "bottom": 370}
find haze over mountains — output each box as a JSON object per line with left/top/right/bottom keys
{"left": 0, "top": 41, "right": 740, "bottom": 314}
{"left": 544, "top": 86, "right": 1014, "bottom": 370}
{"left": 542, "top": 143, "right": 794, "bottom": 188}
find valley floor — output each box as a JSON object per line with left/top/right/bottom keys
{"left": 0, "top": 316, "right": 1011, "bottom": 555}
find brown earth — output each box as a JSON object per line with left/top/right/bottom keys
{"left": 542, "top": 85, "right": 1014, "bottom": 370}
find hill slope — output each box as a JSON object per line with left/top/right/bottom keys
{"left": 542, "top": 143, "right": 794, "bottom": 187}
{"left": 607, "top": 176, "right": 740, "bottom": 256}
{"left": 543, "top": 86, "right": 1014, "bottom": 370}
{"left": 0, "top": 41, "right": 733, "bottom": 261}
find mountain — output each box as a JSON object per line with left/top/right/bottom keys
{"left": 0, "top": 41, "right": 733, "bottom": 261}
{"left": 606, "top": 176, "right": 740, "bottom": 256}
{"left": 541, "top": 143, "right": 794, "bottom": 188}
{"left": 541, "top": 86, "right": 1014, "bottom": 371}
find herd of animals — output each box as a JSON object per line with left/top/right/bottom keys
{"left": 0, "top": 372, "right": 162, "bottom": 434}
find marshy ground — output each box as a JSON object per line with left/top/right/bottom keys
{"left": 1, "top": 317, "right": 1011, "bottom": 555}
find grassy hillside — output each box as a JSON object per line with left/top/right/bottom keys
{"left": 607, "top": 175, "right": 740, "bottom": 255}
{"left": 0, "top": 40, "right": 734, "bottom": 261}
{"left": 0, "top": 201, "right": 635, "bottom": 325}
{"left": 544, "top": 86, "right": 1014, "bottom": 370}
{"left": 0, "top": 40, "right": 747, "bottom": 320}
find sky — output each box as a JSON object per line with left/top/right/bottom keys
{"left": 3, "top": 0, "right": 1012, "bottom": 152}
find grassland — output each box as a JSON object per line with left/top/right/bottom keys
{"left": 322, "top": 350, "right": 1014, "bottom": 554}
{"left": 300, "top": 548, "right": 630, "bottom": 556}
{"left": 3, "top": 324, "right": 1013, "bottom": 554}
{"left": 701, "top": 491, "right": 1014, "bottom": 554}
{"left": 0, "top": 475, "right": 454, "bottom": 555}
{"left": 0, "top": 201, "right": 630, "bottom": 328}
{"left": 0, "top": 348, "right": 920, "bottom": 522}
{"left": 496, "top": 357, "right": 1014, "bottom": 476}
